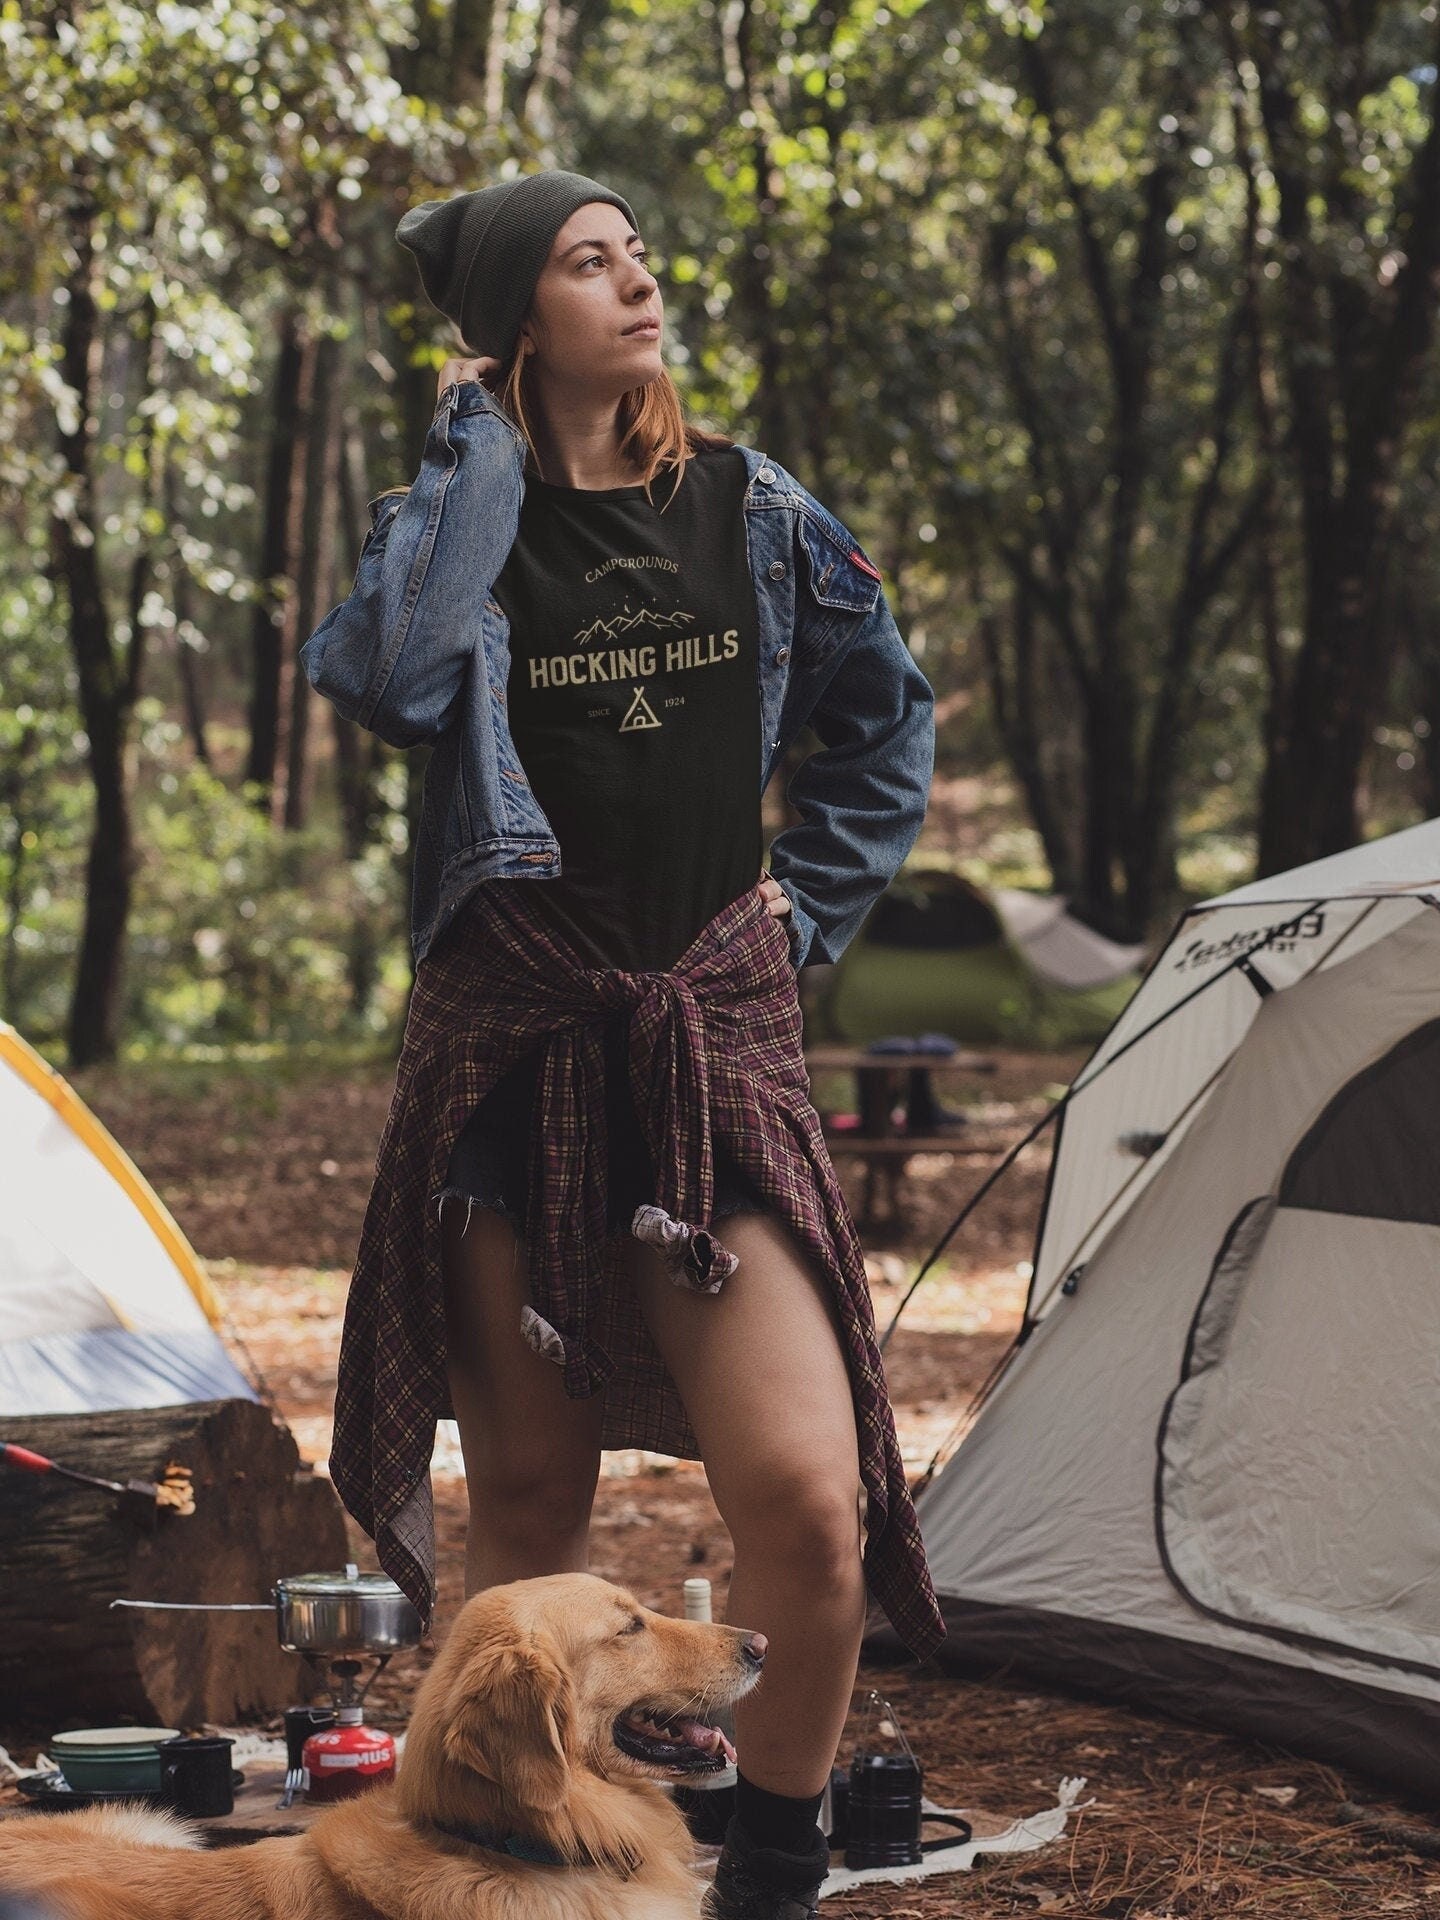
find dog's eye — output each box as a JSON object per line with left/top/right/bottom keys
{"left": 618, "top": 1615, "right": 646, "bottom": 1636}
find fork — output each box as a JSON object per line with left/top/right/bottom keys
{"left": 277, "top": 1707, "right": 333, "bottom": 1810}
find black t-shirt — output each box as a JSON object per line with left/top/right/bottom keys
{"left": 491, "top": 447, "right": 763, "bottom": 972}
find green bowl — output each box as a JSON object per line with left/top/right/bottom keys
{"left": 50, "top": 1727, "right": 180, "bottom": 1794}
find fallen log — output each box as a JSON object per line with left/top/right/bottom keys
{"left": 0, "top": 1398, "right": 350, "bottom": 1728}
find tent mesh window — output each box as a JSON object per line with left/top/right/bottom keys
{"left": 1280, "top": 1017, "right": 1440, "bottom": 1227}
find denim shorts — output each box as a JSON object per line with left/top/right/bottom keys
{"left": 441, "top": 1010, "right": 770, "bottom": 1238}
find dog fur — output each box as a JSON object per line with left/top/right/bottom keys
{"left": 0, "top": 1572, "right": 763, "bottom": 1920}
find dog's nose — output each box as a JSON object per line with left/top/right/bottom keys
{"left": 741, "top": 1631, "right": 767, "bottom": 1667}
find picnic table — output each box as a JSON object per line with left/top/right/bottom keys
{"left": 804, "top": 1040, "right": 998, "bottom": 1228}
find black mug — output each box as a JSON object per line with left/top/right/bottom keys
{"left": 160, "top": 1735, "right": 235, "bottom": 1818}
{"left": 284, "top": 1704, "right": 336, "bottom": 1775}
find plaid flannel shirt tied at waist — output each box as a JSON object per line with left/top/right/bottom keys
{"left": 449, "top": 879, "right": 809, "bottom": 1396}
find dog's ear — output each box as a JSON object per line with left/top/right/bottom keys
{"left": 442, "top": 1631, "right": 576, "bottom": 1815}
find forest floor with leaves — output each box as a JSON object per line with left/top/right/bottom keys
{"left": 11, "top": 1048, "right": 1440, "bottom": 1918}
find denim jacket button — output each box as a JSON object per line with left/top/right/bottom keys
{"left": 768, "top": 560, "right": 787, "bottom": 580}
{"left": 775, "top": 646, "right": 791, "bottom": 664}
{"left": 758, "top": 466, "right": 776, "bottom": 483}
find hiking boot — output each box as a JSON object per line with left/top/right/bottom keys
{"left": 700, "top": 1813, "right": 831, "bottom": 1920}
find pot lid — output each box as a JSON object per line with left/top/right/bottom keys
{"left": 276, "top": 1562, "right": 408, "bottom": 1598}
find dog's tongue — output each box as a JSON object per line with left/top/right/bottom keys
{"left": 675, "top": 1717, "right": 738, "bottom": 1765}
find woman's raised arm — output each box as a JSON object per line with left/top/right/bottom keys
{"left": 298, "top": 361, "right": 523, "bottom": 747}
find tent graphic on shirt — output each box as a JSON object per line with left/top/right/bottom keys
{"left": 619, "top": 685, "right": 661, "bottom": 731}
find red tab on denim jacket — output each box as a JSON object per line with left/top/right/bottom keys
{"left": 849, "top": 546, "right": 882, "bottom": 581}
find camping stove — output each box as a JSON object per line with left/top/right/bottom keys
{"left": 276, "top": 1566, "right": 419, "bottom": 1803}
{"left": 298, "top": 1656, "right": 396, "bottom": 1802}
{"left": 111, "top": 1562, "right": 420, "bottom": 1808}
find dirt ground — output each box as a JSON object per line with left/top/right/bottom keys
{"left": 8, "top": 1049, "right": 1440, "bottom": 1918}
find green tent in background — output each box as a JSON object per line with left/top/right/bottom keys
{"left": 809, "top": 869, "right": 1144, "bottom": 1049}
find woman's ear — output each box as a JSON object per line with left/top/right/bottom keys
{"left": 442, "top": 1634, "right": 576, "bottom": 1814}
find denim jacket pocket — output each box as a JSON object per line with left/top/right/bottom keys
{"left": 796, "top": 516, "right": 882, "bottom": 663}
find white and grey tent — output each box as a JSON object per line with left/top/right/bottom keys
{"left": 0, "top": 1022, "right": 256, "bottom": 1416}
{"left": 870, "top": 819, "right": 1440, "bottom": 1797}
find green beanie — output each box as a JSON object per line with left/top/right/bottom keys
{"left": 395, "top": 170, "right": 638, "bottom": 363}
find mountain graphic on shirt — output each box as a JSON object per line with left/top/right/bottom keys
{"left": 574, "top": 603, "right": 693, "bottom": 647}
{"left": 619, "top": 685, "right": 661, "bottom": 732}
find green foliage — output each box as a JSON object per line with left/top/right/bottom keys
{"left": 128, "top": 719, "right": 411, "bottom": 1049}
{"left": 2, "top": 0, "right": 1438, "bottom": 1054}
{"left": 4, "top": 701, "right": 411, "bottom": 1052}
{"left": 0, "top": 564, "right": 91, "bottom": 1034}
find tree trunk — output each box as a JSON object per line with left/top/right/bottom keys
{"left": 451, "top": 0, "right": 497, "bottom": 105}
{"left": 165, "top": 460, "right": 211, "bottom": 769}
{"left": 332, "top": 710, "right": 384, "bottom": 1021}
{"left": 283, "top": 315, "right": 343, "bottom": 831}
{"left": 68, "top": 711, "right": 133, "bottom": 1068}
{"left": 386, "top": 350, "right": 448, "bottom": 1006}
{"left": 1421, "top": 640, "right": 1440, "bottom": 822}
{"left": 266, "top": 325, "right": 320, "bottom": 827}
{"left": 246, "top": 306, "right": 306, "bottom": 805}
{"left": 0, "top": 1399, "right": 349, "bottom": 1727}
{"left": 722, "top": 0, "right": 790, "bottom": 464}
{"left": 976, "top": 575, "right": 1082, "bottom": 899}
{"left": 1, "top": 726, "right": 37, "bottom": 1025}
{"left": 56, "top": 188, "right": 133, "bottom": 1070}
{"left": 1258, "top": 508, "right": 1391, "bottom": 874}
{"left": 332, "top": 405, "right": 386, "bottom": 1017}
{"left": 1240, "top": 6, "right": 1440, "bottom": 871}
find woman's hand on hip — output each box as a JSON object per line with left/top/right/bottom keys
{"left": 438, "top": 354, "right": 503, "bottom": 401}
{"left": 757, "top": 872, "right": 792, "bottom": 921}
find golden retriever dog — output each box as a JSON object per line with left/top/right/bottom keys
{"left": 0, "top": 1571, "right": 765, "bottom": 1920}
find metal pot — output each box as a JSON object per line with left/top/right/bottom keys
{"left": 273, "top": 1565, "right": 421, "bottom": 1654}
{"left": 111, "top": 1562, "right": 423, "bottom": 1655}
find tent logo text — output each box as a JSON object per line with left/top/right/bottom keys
{"left": 1172, "top": 909, "right": 1326, "bottom": 974}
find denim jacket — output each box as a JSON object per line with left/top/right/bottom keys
{"left": 299, "top": 380, "right": 935, "bottom": 972}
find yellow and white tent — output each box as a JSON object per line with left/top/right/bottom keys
{"left": 0, "top": 1023, "right": 257, "bottom": 1416}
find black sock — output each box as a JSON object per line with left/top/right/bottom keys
{"left": 734, "top": 1768, "right": 827, "bottom": 1857}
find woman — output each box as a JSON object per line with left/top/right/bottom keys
{"left": 300, "top": 169, "right": 942, "bottom": 1920}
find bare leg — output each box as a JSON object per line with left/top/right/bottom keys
{"left": 623, "top": 1211, "right": 867, "bottom": 1796}
{"left": 440, "top": 1199, "right": 607, "bottom": 1595}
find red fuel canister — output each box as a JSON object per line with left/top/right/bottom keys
{"left": 302, "top": 1707, "right": 396, "bottom": 1802}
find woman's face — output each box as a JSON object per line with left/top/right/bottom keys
{"left": 520, "top": 200, "right": 662, "bottom": 393}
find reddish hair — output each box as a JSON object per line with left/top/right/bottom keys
{"left": 496, "top": 345, "right": 732, "bottom": 511}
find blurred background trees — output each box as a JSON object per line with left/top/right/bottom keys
{"left": 3, "top": 0, "right": 1438, "bottom": 1062}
